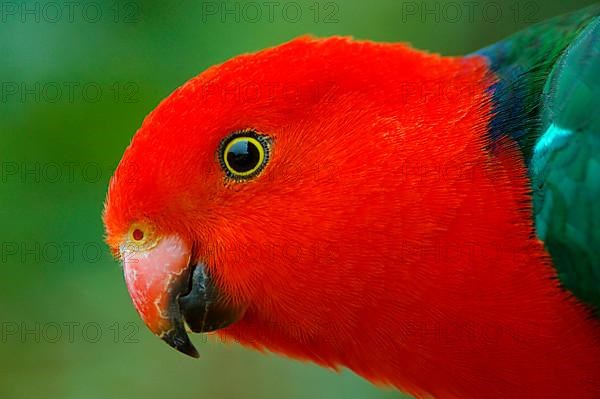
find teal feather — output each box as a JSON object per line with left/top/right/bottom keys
{"left": 476, "top": 5, "right": 600, "bottom": 309}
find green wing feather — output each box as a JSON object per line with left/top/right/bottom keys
{"left": 532, "top": 15, "right": 600, "bottom": 309}
{"left": 476, "top": 5, "right": 600, "bottom": 309}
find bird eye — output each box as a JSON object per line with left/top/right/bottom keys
{"left": 218, "top": 131, "right": 271, "bottom": 180}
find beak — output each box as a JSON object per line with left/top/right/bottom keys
{"left": 121, "top": 235, "right": 246, "bottom": 358}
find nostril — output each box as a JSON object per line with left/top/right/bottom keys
{"left": 132, "top": 228, "right": 144, "bottom": 241}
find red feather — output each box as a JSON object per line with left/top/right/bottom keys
{"left": 104, "top": 37, "right": 600, "bottom": 398}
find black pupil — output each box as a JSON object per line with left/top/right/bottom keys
{"left": 227, "top": 139, "right": 260, "bottom": 173}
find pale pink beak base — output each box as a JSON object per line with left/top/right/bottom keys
{"left": 121, "top": 235, "right": 198, "bottom": 356}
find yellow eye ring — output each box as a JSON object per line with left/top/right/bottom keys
{"left": 218, "top": 131, "right": 271, "bottom": 180}
{"left": 123, "top": 222, "right": 158, "bottom": 253}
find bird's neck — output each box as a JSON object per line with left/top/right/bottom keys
{"left": 346, "top": 140, "right": 600, "bottom": 398}
{"left": 348, "top": 145, "right": 600, "bottom": 398}
{"left": 341, "top": 166, "right": 600, "bottom": 399}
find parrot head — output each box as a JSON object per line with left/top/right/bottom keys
{"left": 103, "top": 36, "right": 488, "bottom": 360}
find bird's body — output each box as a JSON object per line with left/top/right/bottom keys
{"left": 104, "top": 5, "right": 600, "bottom": 399}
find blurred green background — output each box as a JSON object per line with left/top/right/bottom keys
{"left": 0, "top": 0, "right": 596, "bottom": 398}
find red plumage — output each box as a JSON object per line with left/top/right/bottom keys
{"left": 104, "top": 37, "right": 600, "bottom": 398}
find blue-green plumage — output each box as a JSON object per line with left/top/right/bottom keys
{"left": 476, "top": 4, "right": 600, "bottom": 310}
